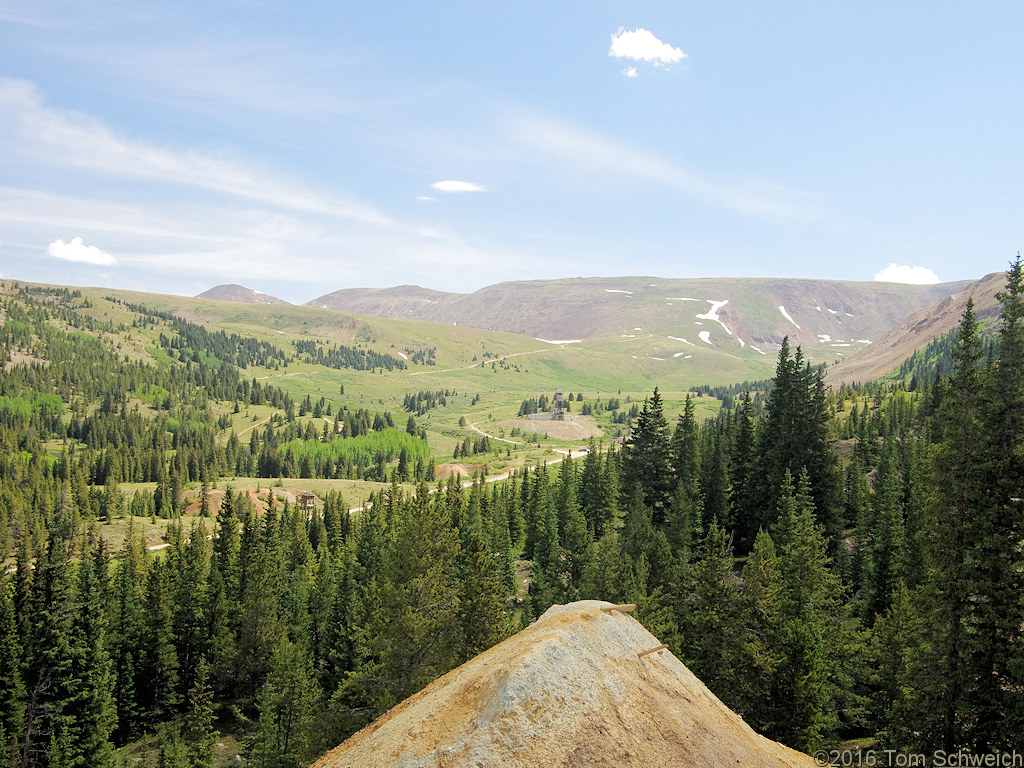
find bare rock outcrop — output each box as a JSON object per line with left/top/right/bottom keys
{"left": 311, "top": 600, "right": 814, "bottom": 768}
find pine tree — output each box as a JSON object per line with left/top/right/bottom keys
{"left": 141, "top": 559, "right": 181, "bottom": 724}
{"left": 348, "top": 483, "right": 463, "bottom": 713}
{"left": 621, "top": 388, "right": 673, "bottom": 523}
{"left": 249, "top": 637, "right": 319, "bottom": 768}
{"left": 728, "top": 392, "right": 758, "bottom": 552}
{"left": 184, "top": 658, "right": 217, "bottom": 768}
{"left": 862, "top": 437, "right": 906, "bottom": 622}
{"left": 67, "top": 549, "right": 117, "bottom": 768}
{"left": 678, "top": 522, "right": 746, "bottom": 708}
{"left": 458, "top": 528, "right": 513, "bottom": 659}
{"left": 912, "top": 298, "right": 984, "bottom": 752}
{"left": 736, "top": 530, "right": 785, "bottom": 734}
{"left": 756, "top": 340, "right": 842, "bottom": 543}
{"left": 0, "top": 577, "right": 25, "bottom": 768}
{"left": 969, "top": 257, "right": 1024, "bottom": 749}
{"left": 770, "top": 469, "right": 849, "bottom": 751}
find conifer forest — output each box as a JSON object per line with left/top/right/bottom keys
{"left": 1, "top": 260, "right": 1023, "bottom": 767}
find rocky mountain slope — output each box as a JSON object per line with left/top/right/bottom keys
{"left": 828, "top": 271, "right": 1006, "bottom": 384}
{"left": 311, "top": 600, "right": 814, "bottom": 768}
{"left": 196, "top": 283, "right": 289, "bottom": 304}
{"left": 307, "top": 276, "right": 970, "bottom": 362}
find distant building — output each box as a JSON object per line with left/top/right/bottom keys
{"left": 299, "top": 491, "right": 316, "bottom": 511}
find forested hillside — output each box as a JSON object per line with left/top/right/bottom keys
{"left": 1, "top": 262, "right": 1022, "bottom": 766}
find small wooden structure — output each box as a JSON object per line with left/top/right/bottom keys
{"left": 299, "top": 491, "right": 316, "bottom": 511}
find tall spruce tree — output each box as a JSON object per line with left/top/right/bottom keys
{"left": 912, "top": 298, "right": 985, "bottom": 752}
{"left": 970, "top": 257, "right": 1024, "bottom": 749}
{"left": 621, "top": 388, "right": 673, "bottom": 523}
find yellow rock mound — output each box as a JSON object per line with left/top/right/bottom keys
{"left": 311, "top": 600, "right": 814, "bottom": 768}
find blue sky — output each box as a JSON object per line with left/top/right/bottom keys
{"left": 1, "top": 1, "right": 1021, "bottom": 302}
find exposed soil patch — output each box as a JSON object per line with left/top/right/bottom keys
{"left": 497, "top": 415, "right": 603, "bottom": 442}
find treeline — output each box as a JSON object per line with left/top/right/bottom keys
{"left": 293, "top": 340, "right": 405, "bottom": 372}
{"left": 403, "top": 389, "right": 451, "bottom": 415}
{"left": 0, "top": 477, "right": 517, "bottom": 767}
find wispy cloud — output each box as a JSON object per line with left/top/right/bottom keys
{"left": 0, "top": 78, "right": 398, "bottom": 228}
{"left": 431, "top": 180, "right": 485, "bottom": 193}
{"left": 509, "top": 113, "right": 821, "bottom": 221}
{"left": 874, "top": 263, "right": 941, "bottom": 284}
{"left": 47, "top": 237, "right": 116, "bottom": 266}
{"left": 609, "top": 28, "right": 687, "bottom": 67}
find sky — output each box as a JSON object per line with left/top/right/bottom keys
{"left": 1, "top": 1, "right": 1022, "bottom": 303}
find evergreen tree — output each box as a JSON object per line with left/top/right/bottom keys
{"left": 458, "top": 529, "right": 513, "bottom": 659}
{"left": 968, "top": 256, "right": 1024, "bottom": 750}
{"left": 184, "top": 659, "right": 217, "bottom": 768}
{"left": 728, "top": 392, "right": 758, "bottom": 552}
{"left": 912, "top": 299, "right": 984, "bottom": 752}
{"left": 621, "top": 388, "right": 673, "bottom": 523}
{"left": 249, "top": 638, "right": 319, "bottom": 768}
{"left": 0, "top": 577, "right": 25, "bottom": 768}
{"left": 678, "top": 522, "right": 746, "bottom": 707}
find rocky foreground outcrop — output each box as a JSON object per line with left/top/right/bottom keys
{"left": 311, "top": 600, "right": 814, "bottom": 768}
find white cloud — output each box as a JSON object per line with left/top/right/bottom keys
{"left": 623, "top": 66, "right": 639, "bottom": 78}
{"left": 609, "top": 28, "right": 686, "bottom": 67}
{"left": 47, "top": 237, "right": 116, "bottom": 265}
{"left": 431, "top": 180, "right": 485, "bottom": 193}
{"left": 874, "top": 263, "right": 941, "bottom": 284}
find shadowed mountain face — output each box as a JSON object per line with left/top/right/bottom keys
{"left": 308, "top": 276, "right": 971, "bottom": 361}
{"left": 197, "top": 284, "right": 290, "bottom": 305}
{"left": 828, "top": 271, "right": 1006, "bottom": 384}
{"left": 311, "top": 601, "right": 815, "bottom": 768}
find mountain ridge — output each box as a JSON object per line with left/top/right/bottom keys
{"left": 305, "top": 275, "right": 972, "bottom": 363}
{"left": 196, "top": 283, "right": 290, "bottom": 305}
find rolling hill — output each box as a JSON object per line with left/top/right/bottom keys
{"left": 307, "top": 276, "right": 971, "bottom": 366}
{"left": 197, "top": 283, "right": 290, "bottom": 304}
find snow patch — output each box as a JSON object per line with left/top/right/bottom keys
{"left": 827, "top": 308, "right": 838, "bottom": 314}
{"left": 778, "top": 305, "right": 800, "bottom": 329}
{"left": 816, "top": 306, "right": 822, "bottom": 312}
{"left": 634, "top": 327, "right": 643, "bottom": 331}
{"left": 667, "top": 336, "right": 695, "bottom": 346}
{"left": 856, "top": 339, "right": 872, "bottom": 344}
{"left": 535, "top": 338, "right": 582, "bottom": 344}
{"left": 604, "top": 289, "right": 633, "bottom": 295}
{"left": 397, "top": 351, "right": 409, "bottom": 359}
{"left": 621, "top": 334, "right": 636, "bottom": 338}
{"left": 667, "top": 297, "right": 699, "bottom": 301}
{"left": 818, "top": 334, "right": 832, "bottom": 342}
{"left": 651, "top": 357, "right": 665, "bottom": 361}
{"left": 696, "top": 300, "right": 732, "bottom": 336}
{"left": 699, "top": 331, "right": 712, "bottom": 344}
{"left": 750, "top": 346, "right": 767, "bottom": 355}
{"left": 830, "top": 343, "right": 851, "bottom": 347}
